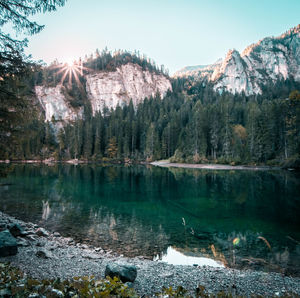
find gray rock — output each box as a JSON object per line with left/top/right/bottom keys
{"left": 36, "top": 241, "right": 45, "bottom": 247}
{"left": 9, "top": 223, "right": 27, "bottom": 237}
{"left": 26, "top": 235, "right": 38, "bottom": 242}
{"left": 35, "top": 227, "right": 49, "bottom": 237}
{"left": 82, "top": 253, "right": 102, "bottom": 259}
{"left": 105, "top": 263, "right": 137, "bottom": 283}
{"left": 53, "top": 232, "right": 60, "bottom": 237}
{"left": 50, "top": 288, "right": 64, "bottom": 297}
{"left": 36, "top": 249, "right": 52, "bottom": 259}
{"left": 17, "top": 237, "right": 29, "bottom": 247}
{"left": 125, "top": 282, "right": 134, "bottom": 288}
{"left": 28, "top": 293, "right": 40, "bottom": 298}
{"left": 0, "top": 230, "right": 18, "bottom": 257}
{"left": 160, "top": 272, "right": 174, "bottom": 278}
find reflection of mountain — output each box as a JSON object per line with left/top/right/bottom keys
{"left": 0, "top": 164, "right": 299, "bottom": 275}
{"left": 155, "top": 246, "right": 224, "bottom": 267}
{"left": 40, "top": 200, "right": 170, "bottom": 257}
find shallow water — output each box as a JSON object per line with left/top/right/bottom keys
{"left": 0, "top": 164, "right": 299, "bottom": 275}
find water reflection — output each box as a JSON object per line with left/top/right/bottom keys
{"left": 42, "top": 200, "right": 51, "bottom": 220}
{"left": 154, "top": 246, "right": 224, "bottom": 267}
{"left": 0, "top": 164, "right": 299, "bottom": 275}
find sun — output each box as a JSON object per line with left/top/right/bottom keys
{"left": 55, "top": 61, "right": 83, "bottom": 86}
{"left": 51, "top": 59, "right": 91, "bottom": 87}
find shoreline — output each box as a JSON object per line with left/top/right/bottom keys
{"left": 0, "top": 159, "right": 287, "bottom": 170}
{"left": 151, "top": 160, "right": 282, "bottom": 171}
{"left": 0, "top": 159, "right": 141, "bottom": 166}
{"left": 1, "top": 211, "right": 299, "bottom": 296}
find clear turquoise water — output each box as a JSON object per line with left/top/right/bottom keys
{"left": 0, "top": 164, "right": 299, "bottom": 275}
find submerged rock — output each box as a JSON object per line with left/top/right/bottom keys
{"left": 0, "top": 230, "right": 18, "bottom": 257}
{"left": 105, "top": 263, "right": 137, "bottom": 283}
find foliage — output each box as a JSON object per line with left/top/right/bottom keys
{"left": 0, "top": 0, "right": 66, "bottom": 77}
{"left": 83, "top": 48, "right": 168, "bottom": 76}
{"left": 0, "top": 65, "right": 43, "bottom": 160}
{"left": 1, "top": 61, "right": 300, "bottom": 168}
{"left": 0, "top": 262, "right": 137, "bottom": 297}
{"left": 280, "top": 154, "right": 300, "bottom": 169}
{"left": 2, "top": 262, "right": 272, "bottom": 297}
{"left": 34, "top": 49, "right": 169, "bottom": 91}
{"left": 0, "top": 0, "right": 67, "bottom": 161}
{"left": 2, "top": 85, "right": 300, "bottom": 168}
{"left": 159, "top": 285, "right": 188, "bottom": 297}
{"left": 106, "top": 137, "right": 118, "bottom": 159}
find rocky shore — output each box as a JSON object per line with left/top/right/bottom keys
{"left": 1, "top": 211, "right": 300, "bottom": 297}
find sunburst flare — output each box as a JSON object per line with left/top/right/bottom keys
{"left": 50, "top": 59, "right": 91, "bottom": 87}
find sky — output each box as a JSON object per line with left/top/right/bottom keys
{"left": 10, "top": 0, "right": 300, "bottom": 74}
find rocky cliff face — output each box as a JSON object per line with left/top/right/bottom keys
{"left": 35, "top": 63, "right": 172, "bottom": 122}
{"left": 35, "top": 85, "right": 84, "bottom": 122}
{"left": 175, "top": 24, "right": 300, "bottom": 95}
{"left": 86, "top": 63, "right": 172, "bottom": 113}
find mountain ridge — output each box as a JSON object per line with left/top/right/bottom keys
{"left": 174, "top": 24, "right": 300, "bottom": 95}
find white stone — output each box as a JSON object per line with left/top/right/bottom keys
{"left": 86, "top": 63, "right": 172, "bottom": 114}
{"left": 35, "top": 85, "right": 83, "bottom": 122}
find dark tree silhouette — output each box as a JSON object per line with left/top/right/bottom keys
{"left": 0, "top": 0, "right": 66, "bottom": 76}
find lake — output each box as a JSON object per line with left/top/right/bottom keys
{"left": 0, "top": 164, "right": 299, "bottom": 275}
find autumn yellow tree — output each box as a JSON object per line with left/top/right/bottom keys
{"left": 106, "top": 137, "right": 118, "bottom": 159}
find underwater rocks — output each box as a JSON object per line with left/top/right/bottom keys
{"left": 1, "top": 211, "right": 300, "bottom": 297}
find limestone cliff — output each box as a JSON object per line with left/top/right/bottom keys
{"left": 35, "top": 85, "right": 83, "bottom": 122}
{"left": 85, "top": 63, "right": 172, "bottom": 113}
{"left": 35, "top": 63, "right": 172, "bottom": 122}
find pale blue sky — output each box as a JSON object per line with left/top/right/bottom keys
{"left": 14, "top": 0, "right": 300, "bottom": 74}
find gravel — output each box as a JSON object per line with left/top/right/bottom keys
{"left": 1, "top": 211, "right": 299, "bottom": 297}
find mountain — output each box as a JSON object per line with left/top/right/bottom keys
{"left": 174, "top": 64, "right": 209, "bottom": 76}
{"left": 175, "top": 24, "right": 300, "bottom": 95}
{"left": 34, "top": 25, "right": 300, "bottom": 124}
{"left": 35, "top": 58, "right": 172, "bottom": 123}
{"left": 2, "top": 37, "right": 299, "bottom": 164}
{"left": 174, "top": 59, "right": 223, "bottom": 78}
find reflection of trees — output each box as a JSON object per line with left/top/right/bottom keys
{"left": 170, "top": 229, "right": 300, "bottom": 276}
{"left": 0, "top": 164, "right": 299, "bottom": 275}
{"left": 42, "top": 201, "right": 50, "bottom": 220}
{"left": 0, "top": 164, "right": 171, "bottom": 257}
{"left": 167, "top": 167, "right": 300, "bottom": 228}
{"left": 37, "top": 200, "right": 170, "bottom": 257}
